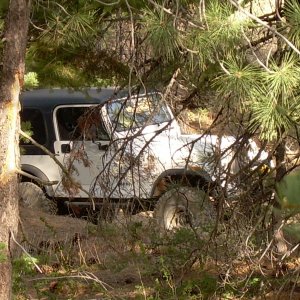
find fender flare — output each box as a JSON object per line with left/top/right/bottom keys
{"left": 150, "top": 168, "right": 213, "bottom": 198}
{"left": 20, "top": 164, "right": 55, "bottom": 197}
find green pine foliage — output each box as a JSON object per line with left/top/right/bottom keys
{"left": 188, "top": 0, "right": 249, "bottom": 70}
{"left": 142, "top": 8, "right": 181, "bottom": 62}
{"left": 199, "top": 1, "right": 300, "bottom": 141}
{"left": 249, "top": 54, "right": 300, "bottom": 140}
{"left": 213, "top": 56, "right": 262, "bottom": 108}
{"left": 265, "top": 54, "right": 300, "bottom": 100}
{"left": 24, "top": 72, "right": 39, "bottom": 90}
{"left": 38, "top": 10, "right": 96, "bottom": 48}
{"left": 285, "top": 0, "right": 300, "bottom": 47}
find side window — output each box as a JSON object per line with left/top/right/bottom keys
{"left": 56, "top": 106, "right": 110, "bottom": 141}
{"left": 20, "top": 109, "right": 46, "bottom": 145}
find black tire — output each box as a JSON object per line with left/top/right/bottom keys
{"left": 154, "top": 186, "right": 216, "bottom": 232}
{"left": 19, "top": 182, "right": 57, "bottom": 214}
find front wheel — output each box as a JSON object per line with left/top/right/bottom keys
{"left": 19, "top": 182, "right": 57, "bottom": 214}
{"left": 154, "top": 186, "right": 216, "bottom": 233}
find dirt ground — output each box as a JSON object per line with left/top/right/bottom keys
{"left": 18, "top": 206, "right": 153, "bottom": 252}
{"left": 17, "top": 207, "right": 156, "bottom": 299}
{"left": 16, "top": 207, "right": 300, "bottom": 300}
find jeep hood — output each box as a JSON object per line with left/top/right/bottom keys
{"left": 121, "top": 131, "right": 237, "bottom": 171}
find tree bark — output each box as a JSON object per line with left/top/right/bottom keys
{"left": 0, "top": 0, "right": 31, "bottom": 298}
{"left": 273, "top": 137, "right": 288, "bottom": 255}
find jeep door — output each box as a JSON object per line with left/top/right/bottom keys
{"left": 53, "top": 105, "right": 110, "bottom": 198}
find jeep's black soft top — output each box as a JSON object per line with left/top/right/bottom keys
{"left": 20, "top": 88, "right": 131, "bottom": 109}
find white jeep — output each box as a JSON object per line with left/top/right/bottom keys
{"left": 20, "top": 88, "right": 267, "bottom": 229}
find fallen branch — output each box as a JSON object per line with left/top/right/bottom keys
{"left": 16, "top": 168, "right": 58, "bottom": 186}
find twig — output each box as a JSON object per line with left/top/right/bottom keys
{"left": 95, "top": 0, "right": 120, "bottom": 6}
{"left": 28, "top": 272, "right": 113, "bottom": 291}
{"left": 147, "top": 0, "right": 203, "bottom": 29}
{"left": 241, "top": 27, "right": 272, "bottom": 73}
{"left": 229, "top": 0, "right": 300, "bottom": 56}
{"left": 10, "top": 229, "right": 43, "bottom": 274}
{"left": 219, "top": 61, "right": 231, "bottom": 75}
{"left": 49, "top": 1, "right": 72, "bottom": 16}
{"left": 29, "top": 19, "right": 44, "bottom": 31}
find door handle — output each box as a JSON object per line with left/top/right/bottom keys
{"left": 61, "top": 144, "right": 71, "bottom": 153}
{"left": 98, "top": 143, "right": 108, "bottom": 151}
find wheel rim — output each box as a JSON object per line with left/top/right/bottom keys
{"left": 19, "top": 182, "right": 42, "bottom": 207}
{"left": 155, "top": 187, "right": 216, "bottom": 232}
{"left": 19, "top": 182, "right": 57, "bottom": 214}
{"left": 164, "top": 203, "right": 195, "bottom": 229}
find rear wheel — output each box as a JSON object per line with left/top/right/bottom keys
{"left": 154, "top": 186, "right": 216, "bottom": 233}
{"left": 19, "top": 182, "right": 57, "bottom": 214}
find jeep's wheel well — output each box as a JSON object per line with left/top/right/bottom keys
{"left": 151, "top": 170, "right": 214, "bottom": 198}
{"left": 20, "top": 164, "right": 55, "bottom": 197}
{"left": 19, "top": 171, "right": 49, "bottom": 198}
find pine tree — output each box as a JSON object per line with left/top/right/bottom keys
{"left": 0, "top": 0, "right": 31, "bottom": 298}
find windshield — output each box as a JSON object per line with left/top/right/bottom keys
{"left": 106, "top": 93, "right": 172, "bottom": 132}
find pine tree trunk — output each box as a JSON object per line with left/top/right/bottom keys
{"left": 0, "top": 0, "right": 31, "bottom": 298}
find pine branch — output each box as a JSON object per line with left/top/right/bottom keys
{"left": 229, "top": 0, "right": 300, "bottom": 56}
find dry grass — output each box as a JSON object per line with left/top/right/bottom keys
{"left": 12, "top": 205, "right": 300, "bottom": 299}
